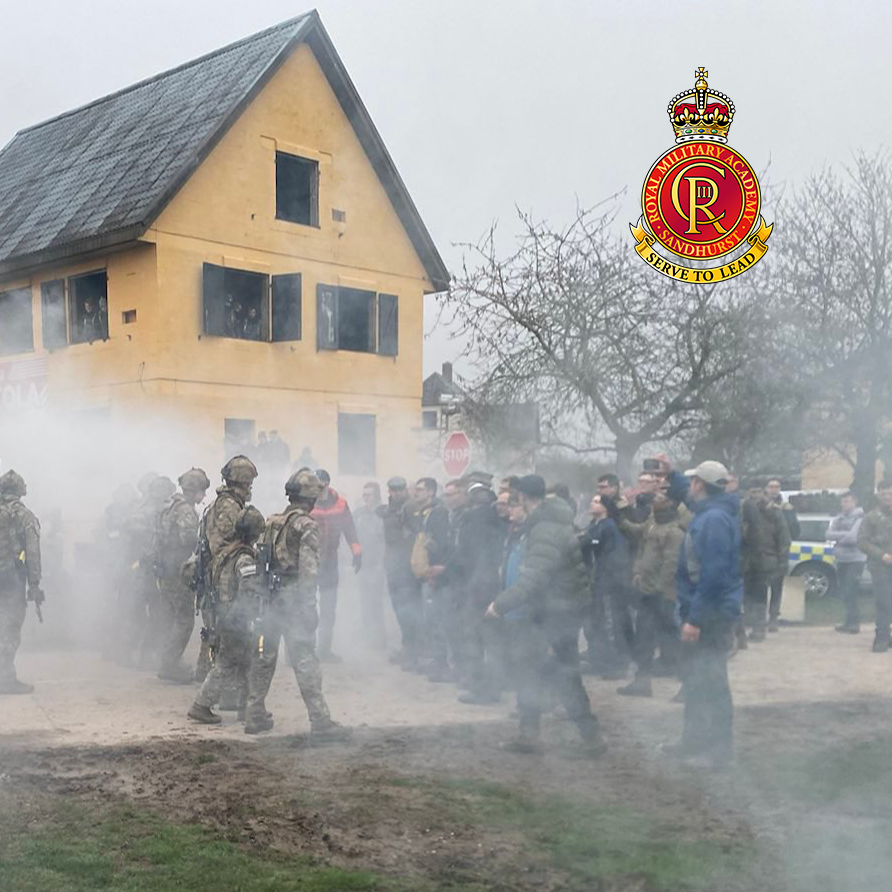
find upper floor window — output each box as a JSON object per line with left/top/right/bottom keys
{"left": 69, "top": 270, "right": 108, "bottom": 344}
{"left": 0, "top": 287, "right": 34, "bottom": 356}
{"left": 316, "top": 285, "right": 398, "bottom": 356}
{"left": 202, "top": 263, "right": 301, "bottom": 343}
{"left": 276, "top": 152, "right": 319, "bottom": 226}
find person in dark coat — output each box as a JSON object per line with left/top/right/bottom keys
{"left": 377, "top": 477, "right": 422, "bottom": 668}
{"left": 486, "top": 476, "right": 606, "bottom": 756}
{"left": 581, "top": 494, "right": 634, "bottom": 679}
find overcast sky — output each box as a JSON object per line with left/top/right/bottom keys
{"left": 2, "top": 0, "right": 891, "bottom": 376}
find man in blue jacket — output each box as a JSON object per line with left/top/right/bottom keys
{"left": 669, "top": 460, "right": 742, "bottom": 769}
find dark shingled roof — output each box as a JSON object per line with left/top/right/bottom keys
{"left": 0, "top": 11, "right": 449, "bottom": 290}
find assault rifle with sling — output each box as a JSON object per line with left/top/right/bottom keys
{"left": 252, "top": 541, "right": 280, "bottom": 656}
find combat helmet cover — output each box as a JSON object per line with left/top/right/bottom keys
{"left": 221, "top": 455, "right": 258, "bottom": 485}
{"left": 149, "top": 475, "right": 176, "bottom": 501}
{"left": 0, "top": 469, "right": 27, "bottom": 496}
{"left": 178, "top": 467, "right": 211, "bottom": 493}
{"left": 234, "top": 505, "right": 266, "bottom": 543}
{"left": 285, "top": 470, "right": 323, "bottom": 500}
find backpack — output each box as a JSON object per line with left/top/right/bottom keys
{"left": 264, "top": 507, "right": 305, "bottom": 574}
{"left": 0, "top": 501, "right": 23, "bottom": 575}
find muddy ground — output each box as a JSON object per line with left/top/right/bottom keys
{"left": 2, "top": 622, "right": 892, "bottom": 891}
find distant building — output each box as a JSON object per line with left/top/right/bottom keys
{"left": 0, "top": 12, "right": 448, "bottom": 482}
{"left": 421, "top": 362, "right": 539, "bottom": 476}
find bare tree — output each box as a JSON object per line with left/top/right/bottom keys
{"left": 774, "top": 151, "right": 892, "bottom": 500}
{"left": 445, "top": 204, "right": 761, "bottom": 482}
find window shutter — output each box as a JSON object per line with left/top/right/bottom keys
{"left": 377, "top": 294, "right": 398, "bottom": 356}
{"left": 316, "top": 284, "right": 338, "bottom": 350}
{"left": 202, "top": 263, "right": 226, "bottom": 336}
{"left": 272, "top": 274, "right": 302, "bottom": 341}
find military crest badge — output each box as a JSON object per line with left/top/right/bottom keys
{"left": 630, "top": 68, "right": 772, "bottom": 283}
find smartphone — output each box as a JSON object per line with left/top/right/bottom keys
{"left": 642, "top": 459, "right": 662, "bottom": 472}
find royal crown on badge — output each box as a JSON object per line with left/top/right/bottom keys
{"left": 667, "top": 68, "right": 735, "bottom": 145}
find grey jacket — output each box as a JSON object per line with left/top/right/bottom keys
{"left": 828, "top": 507, "right": 866, "bottom": 563}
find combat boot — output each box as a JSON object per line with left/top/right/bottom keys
{"left": 187, "top": 703, "right": 222, "bottom": 724}
{"left": 872, "top": 634, "right": 890, "bottom": 653}
{"left": 748, "top": 628, "right": 766, "bottom": 643}
{"left": 0, "top": 678, "right": 34, "bottom": 695}
{"left": 768, "top": 619, "right": 780, "bottom": 633}
{"left": 244, "top": 715, "right": 275, "bottom": 735}
{"left": 310, "top": 718, "right": 353, "bottom": 743}
{"left": 617, "top": 675, "right": 653, "bottom": 698}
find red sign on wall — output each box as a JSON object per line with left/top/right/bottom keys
{"left": 443, "top": 431, "right": 472, "bottom": 478}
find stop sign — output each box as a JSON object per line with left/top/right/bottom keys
{"left": 443, "top": 431, "right": 472, "bottom": 478}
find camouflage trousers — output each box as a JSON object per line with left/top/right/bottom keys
{"left": 195, "top": 605, "right": 250, "bottom": 709}
{"left": 0, "top": 580, "right": 26, "bottom": 683}
{"left": 156, "top": 579, "right": 195, "bottom": 672}
{"left": 247, "top": 589, "right": 330, "bottom": 725}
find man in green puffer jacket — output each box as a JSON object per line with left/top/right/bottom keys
{"left": 486, "top": 475, "right": 606, "bottom": 756}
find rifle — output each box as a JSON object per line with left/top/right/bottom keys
{"left": 252, "top": 541, "right": 280, "bottom": 656}
{"left": 190, "top": 507, "right": 217, "bottom": 662}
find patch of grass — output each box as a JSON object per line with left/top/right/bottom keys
{"left": 387, "top": 776, "right": 755, "bottom": 891}
{"left": 193, "top": 753, "right": 217, "bottom": 766}
{"left": 0, "top": 801, "right": 400, "bottom": 892}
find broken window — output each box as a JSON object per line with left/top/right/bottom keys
{"left": 69, "top": 270, "right": 108, "bottom": 344}
{"left": 0, "top": 287, "right": 34, "bottom": 356}
{"left": 41, "top": 280, "right": 67, "bottom": 349}
{"left": 276, "top": 152, "right": 319, "bottom": 226}
{"left": 316, "top": 285, "right": 398, "bottom": 355}
{"left": 202, "top": 263, "right": 269, "bottom": 341}
{"left": 271, "top": 273, "right": 302, "bottom": 342}
{"left": 338, "top": 413, "right": 376, "bottom": 476}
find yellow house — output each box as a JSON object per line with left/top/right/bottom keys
{"left": 0, "top": 12, "right": 448, "bottom": 493}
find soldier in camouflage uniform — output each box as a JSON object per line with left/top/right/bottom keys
{"left": 244, "top": 470, "right": 351, "bottom": 740}
{"left": 194, "top": 455, "right": 258, "bottom": 684}
{"left": 0, "top": 470, "right": 42, "bottom": 694}
{"left": 123, "top": 475, "right": 175, "bottom": 668}
{"left": 155, "top": 468, "right": 210, "bottom": 682}
{"left": 188, "top": 506, "right": 266, "bottom": 724}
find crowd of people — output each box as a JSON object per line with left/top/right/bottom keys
{"left": 4, "top": 452, "right": 892, "bottom": 768}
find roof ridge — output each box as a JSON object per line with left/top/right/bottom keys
{"left": 15, "top": 11, "right": 314, "bottom": 137}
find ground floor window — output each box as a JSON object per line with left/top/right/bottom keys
{"left": 224, "top": 418, "right": 256, "bottom": 457}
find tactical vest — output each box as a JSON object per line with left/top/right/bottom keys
{"left": 264, "top": 506, "right": 306, "bottom": 575}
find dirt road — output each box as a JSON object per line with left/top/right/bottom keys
{"left": 2, "top": 626, "right": 892, "bottom": 891}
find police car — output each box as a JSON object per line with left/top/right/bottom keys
{"left": 787, "top": 514, "right": 837, "bottom": 598}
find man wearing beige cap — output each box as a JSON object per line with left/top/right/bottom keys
{"left": 665, "top": 460, "right": 743, "bottom": 770}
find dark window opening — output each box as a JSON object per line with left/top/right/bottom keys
{"left": 69, "top": 271, "right": 108, "bottom": 344}
{"left": 317, "top": 285, "right": 393, "bottom": 355}
{"left": 202, "top": 263, "right": 268, "bottom": 342}
{"left": 272, "top": 273, "right": 302, "bottom": 342}
{"left": 276, "top": 152, "right": 319, "bottom": 226}
{"left": 422, "top": 410, "right": 438, "bottom": 430}
{"left": 41, "top": 280, "right": 67, "bottom": 349}
{"left": 338, "top": 413, "right": 376, "bottom": 476}
{"left": 122, "top": 309, "right": 137, "bottom": 324}
{"left": 0, "top": 287, "right": 34, "bottom": 356}
{"left": 224, "top": 418, "right": 256, "bottom": 457}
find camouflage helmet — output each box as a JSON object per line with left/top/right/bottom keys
{"left": 234, "top": 505, "right": 266, "bottom": 543}
{"left": 178, "top": 467, "right": 211, "bottom": 493}
{"left": 137, "top": 471, "right": 159, "bottom": 495}
{"left": 0, "top": 470, "right": 27, "bottom": 496}
{"left": 149, "top": 475, "right": 176, "bottom": 501}
{"left": 221, "top": 455, "right": 258, "bottom": 485}
{"left": 285, "top": 469, "right": 324, "bottom": 500}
